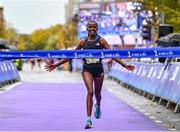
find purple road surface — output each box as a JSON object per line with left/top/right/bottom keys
{"left": 0, "top": 83, "right": 166, "bottom": 131}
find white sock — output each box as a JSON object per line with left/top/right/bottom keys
{"left": 87, "top": 116, "right": 91, "bottom": 120}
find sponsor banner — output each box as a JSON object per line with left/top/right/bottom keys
{"left": 0, "top": 47, "right": 180, "bottom": 59}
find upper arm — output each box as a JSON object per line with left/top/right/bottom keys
{"left": 75, "top": 39, "right": 85, "bottom": 50}
{"left": 99, "top": 37, "right": 110, "bottom": 49}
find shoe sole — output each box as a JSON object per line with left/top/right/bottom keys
{"left": 84, "top": 125, "right": 93, "bottom": 129}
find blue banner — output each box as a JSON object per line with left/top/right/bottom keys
{"left": 0, "top": 47, "right": 180, "bottom": 59}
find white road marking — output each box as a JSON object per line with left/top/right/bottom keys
{"left": 140, "top": 109, "right": 145, "bottom": 112}
{"left": 134, "top": 106, "right": 140, "bottom": 109}
{"left": 144, "top": 112, "right": 151, "bottom": 115}
{"left": 155, "top": 120, "right": 162, "bottom": 123}
{"left": 0, "top": 82, "right": 22, "bottom": 94}
{"left": 168, "top": 128, "right": 177, "bottom": 131}
{"left": 149, "top": 116, "right": 156, "bottom": 119}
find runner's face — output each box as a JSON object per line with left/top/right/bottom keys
{"left": 87, "top": 23, "right": 98, "bottom": 36}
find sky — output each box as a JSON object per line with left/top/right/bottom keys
{"left": 0, "top": 0, "right": 68, "bottom": 34}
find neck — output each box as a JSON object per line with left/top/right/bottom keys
{"left": 88, "top": 34, "right": 97, "bottom": 41}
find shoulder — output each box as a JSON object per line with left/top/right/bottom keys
{"left": 79, "top": 39, "right": 85, "bottom": 43}
{"left": 99, "top": 37, "right": 107, "bottom": 44}
{"left": 99, "top": 36, "right": 110, "bottom": 49}
{"left": 78, "top": 39, "right": 86, "bottom": 46}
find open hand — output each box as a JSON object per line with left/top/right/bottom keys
{"left": 44, "top": 63, "right": 57, "bottom": 72}
{"left": 124, "top": 64, "right": 135, "bottom": 71}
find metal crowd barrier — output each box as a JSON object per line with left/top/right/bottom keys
{"left": 108, "top": 62, "right": 180, "bottom": 113}
{"left": 0, "top": 60, "right": 20, "bottom": 87}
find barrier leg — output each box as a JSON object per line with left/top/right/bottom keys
{"left": 132, "top": 88, "right": 136, "bottom": 93}
{"left": 126, "top": 85, "right": 130, "bottom": 90}
{"left": 130, "top": 87, "right": 134, "bottom": 91}
{"left": 158, "top": 98, "right": 162, "bottom": 105}
{"left": 174, "top": 104, "right": 179, "bottom": 113}
{"left": 138, "top": 90, "right": 142, "bottom": 95}
{"left": 166, "top": 101, "right": 170, "bottom": 109}
{"left": 147, "top": 93, "right": 151, "bottom": 99}
{"left": 123, "top": 83, "right": 128, "bottom": 88}
{"left": 127, "top": 85, "right": 131, "bottom": 90}
{"left": 143, "top": 91, "right": 146, "bottom": 97}
{"left": 152, "top": 95, "right": 156, "bottom": 102}
{"left": 117, "top": 80, "right": 121, "bottom": 84}
{"left": 136, "top": 89, "right": 139, "bottom": 94}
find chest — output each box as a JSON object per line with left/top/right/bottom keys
{"left": 83, "top": 41, "right": 102, "bottom": 49}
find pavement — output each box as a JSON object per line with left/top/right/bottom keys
{"left": 0, "top": 62, "right": 179, "bottom": 131}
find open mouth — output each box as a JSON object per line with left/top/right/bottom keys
{"left": 90, "top": 31, "right": 96, "bottom": 34}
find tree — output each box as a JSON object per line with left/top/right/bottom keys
{"left": 17, "top": 35, "right": 26, "bottom": 50}
{"left": 30, "top": 29, "right": 51, "bottom": 50}
{"left": 55, "top": 28, "right": 66, "bottom": 49}
{"left": 63, "top": 21, "right": 78, "bottom": 48}
{"left": 141, "top": 0, "right": 180, "bottom": 32}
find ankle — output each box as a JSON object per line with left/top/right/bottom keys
{"left": 87, "top": 116, "right": 91, "bottom": 120}
{"left": 96, "top": 103, "right": 100, "bottom": 108}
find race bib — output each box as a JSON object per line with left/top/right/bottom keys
{"left": 86, "top": 58, "right": 100, "bottom": 64}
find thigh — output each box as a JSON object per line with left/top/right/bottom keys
{"left": 82, "top": 71, "right": 94, "bottom": 92}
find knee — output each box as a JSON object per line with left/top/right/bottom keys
{"left": 87, "top": 90, "right": 93, "bottom": 97}
{"left": 95, "top": 93, "right": 101, "bottom": 98}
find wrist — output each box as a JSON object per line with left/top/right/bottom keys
{"left": 55, "top": 63, "right": 59, "bottom": 67}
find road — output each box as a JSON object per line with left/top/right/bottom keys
{"left": 0, "top": 62, "right": 179, "bottom": 131}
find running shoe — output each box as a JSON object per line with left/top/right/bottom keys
{"left": 94, "top": 103, "right": 101, "bottom": 119}
{"left": 84, "top": 119, "right": 93, "bottom": 129}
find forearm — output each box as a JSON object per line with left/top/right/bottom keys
{"left": 55, "top": 58, "right": 70, "bottom": 67}
{"left": 113, "top": 58, "right": 126, "bottom": 67}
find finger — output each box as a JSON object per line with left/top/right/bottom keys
{"left": 46, "top": 68, "right": 50, "bottom": 72}
{"left": 44, "top": 67, "right": 49, "bottom": 70}
{"left": 45, "top": 65, "right": 52, "bottom": 69}
{"left": 49, "top": 69, "right": 53, "bottom": 72}
{"left": 47, "top": 68, "right": 53, "bottom": 72}
{"left": 44, "top": 65, "right": 49, "bottom": 69}
{"left": 46, "top": 68, "right": 52, "bottom": 72}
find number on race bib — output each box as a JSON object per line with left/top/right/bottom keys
{"left": 86, "top": 58, "right": 100, "bottom": 64}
